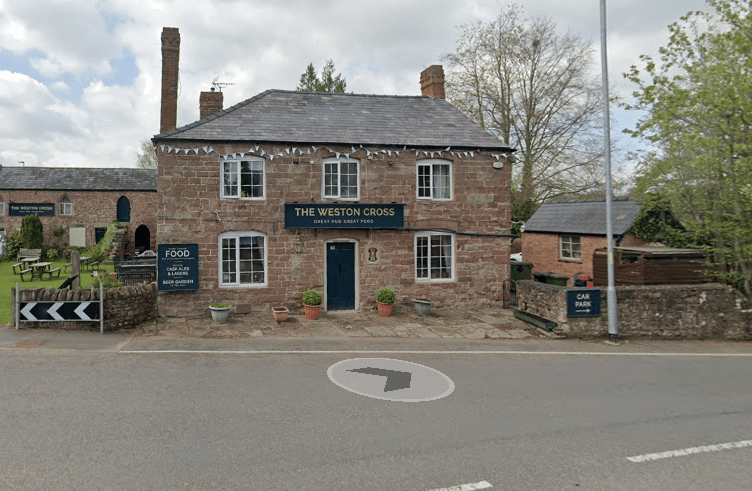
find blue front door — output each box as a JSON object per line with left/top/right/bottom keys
{"left": 327, "top": 242, "right": 355, "bottom": 310}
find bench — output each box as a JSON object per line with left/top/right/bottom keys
{"left": 41, "top": 267, "right": 62, "bottom": 280}
{"left": 64, "top": 262, "right": 72, "bottom": 273}
{"left": 18, "top": 269, "right": 34, "bottom": 281}
{"left": 18, "top": 248, "right": 42, "bottom": 261}
{"left": 88, "top": 261, "right": 99, "bottom": 270}
{"left": 12, "top": 262, "right": 25, "bottom": 275}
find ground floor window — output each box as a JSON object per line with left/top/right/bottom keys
{"left": 415, "top": 232, "right": 454, "bottom": 281}
{"left": 560, "top": 234, "right": 581, "bottom": 260}
{"left": 219, "top": 232, "right": 266, "bottom": 286}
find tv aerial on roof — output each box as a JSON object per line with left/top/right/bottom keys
{"left": 211, "top": 77, "right": 234, "bottom": 92}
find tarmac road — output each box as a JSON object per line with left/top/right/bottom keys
{"left": 1, "top": 326, "right": 751, "bottom": 490}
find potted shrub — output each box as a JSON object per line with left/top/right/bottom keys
{"left": 271, "top": 306, "right": 289, "bottom": 323}
{"left": 376, "top": 287, "right": 396, "bottom": 317}
{"left": 209, "top": 302, "right": 231, "bottom": 324}
{"left": 301, "top": 288, "right": 322, "bottom": 320}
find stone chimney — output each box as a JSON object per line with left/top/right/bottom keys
{"left": 160, "top": 27, "right": 180, "bottom": 134}
{"left": 420, "top": 65, "right": 445, "bottom": 100}
{"left": 199, "top": 88, "right": 224, "bottom": 119}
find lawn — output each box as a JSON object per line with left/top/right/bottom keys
{"left": 1, "top": 260, "right": 105, "bottom": 324}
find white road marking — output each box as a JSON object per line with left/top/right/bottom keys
{"left": 118, "top": 350, "right": 752, "bottom": 356}
{"left": 428, "top": 480, "right": 492, "bottom": 491}
{"left": 627, "top": 439, "right": 752, "bottom": 463}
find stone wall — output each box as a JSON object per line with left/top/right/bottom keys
{"left": 12, "top": 282, "right": 157, "bottom": 331}
{"left": 157, "top": 143, "right": 512, "bottom": 317}
{"left": 516, "top": 280, "right": 752, "bottom": 340}
{"left": 0, "top": 189, "right": 157, "bottom": 256}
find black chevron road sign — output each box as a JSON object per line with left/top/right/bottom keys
{"left": 19, "top": 301, "right": 100, "bottom": 321}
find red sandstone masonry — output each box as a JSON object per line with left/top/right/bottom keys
{"left": 0, "top": 189, "right": 156, "bottom": 255}
{"left": 157, "top": 145, "right": 512, "bottom": 316}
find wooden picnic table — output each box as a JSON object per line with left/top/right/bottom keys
{"left": 29, "top": 262, "right": 52, "bottom": 279}
{"left": 20, "top": 257, "right": 40, "bottom": 265}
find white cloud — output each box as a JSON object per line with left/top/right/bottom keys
{"left": 0, "top": 0, "right": 710, "bottom": 168}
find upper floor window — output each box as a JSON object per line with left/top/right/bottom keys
{"left": 560, "top": 234, "right": 581, "bottom": 260}
{"left": 219, "top": 231, "right": 267, "bottom": 287}
{"left": 415, "top": 232, "right": 454, "bottom": 281}
{"left": 0, "top": 196, "right": 4, "bottom": 215}
{"left": 323, "top": 158, "right": 359, "bottom": 200}
{"left": 221, "top": 158, "right": 265, "bottom": 199}
{"left": 417, "top": 159, "right": 452, "bottom": 200}
{"left": 59, "top": 196, "right": 72, "bottom": 216}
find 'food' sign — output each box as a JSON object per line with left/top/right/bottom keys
{"left": 158, "top": 244, "right": 199, "bottom": 291}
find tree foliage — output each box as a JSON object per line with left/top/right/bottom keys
{"left": 297, "top": 60, "right": 347, "bottom": 93}
{"left": 20, "top": 214, "right": 44, "bottom": 250}
{"left": 136, "top": 139, "right": 157, "bottom": 169}
{"left": 625, "top": 0, "right": 752, "bottom": 294}
{"left": 442, "top": 4, "right": 605, "bottom": 208}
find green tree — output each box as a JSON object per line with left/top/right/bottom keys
{"left": 624, "top": 0, "right": 752, "bottom": 294}
{"left": 20, "top": 214, "right": 44, "bottom": 250}
{"left": 297, "top": 60, "right": 347, "bottom": 93}
{"left": 630, "top": 193, "right": 688, "bottom": 248}
{"left": 442, "top": 4, "right": 606, "bottom": 211}
{"left": 136, "top": 139, "right": 157, "bottom": 169}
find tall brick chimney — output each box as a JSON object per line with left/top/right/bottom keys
{"left": 160, "top": 27, "right": 180, "bottom": 133}
{"left": 199, "top": 88, "right": 224, "bottom": 119}
{"left": 420, "top": 65, "right": 445, "bottom": 100}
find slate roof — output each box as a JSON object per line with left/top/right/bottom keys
{"left": 524, "top": 199, "right": 641, "bottom": 236}
{"left": 0, "top": 167, "right": 157, "bottom": 191}
{"left": 153, "top": 89, "right": 513, "bottom": 151}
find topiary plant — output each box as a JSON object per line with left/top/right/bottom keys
{"left": 376, "top": 287, "right": 396, "bottom": 304}
{"left": 302, "top": 288, "right": 322, "bottom": 306}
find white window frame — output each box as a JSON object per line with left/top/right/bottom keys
{"left": 221, "top": 157, "right": 266, "bottom": 199}
{"left": 322, "top": 157, "right": 359, "bottom": 200}
{"left": 560, "top": 234, "right": 581, "bottom": 260}
{"left": 415, "top": 231, "right": 455, "bottom": 282}
{"left": 0, "top": 196, "right": 4, "bottom": 215}
{"left": 416, "top": 159, "right": 452, "bottom": 200}
{"left": 219, "top": 231, "right": 267, "bottom": 287}
{"left": 59, "top": 196, "right": 73, "bottom": 216}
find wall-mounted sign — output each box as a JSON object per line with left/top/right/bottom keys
{"left": 566, "top": 289, "right": 601, "bottom": 318}
{"left": 284, "top": 203, "right": 404, "bottom": 229}
{"left": 158, "top": 243, "right": 199, "bottom": 292}
{"left": 9, "top": 203, "right": 55, "bottom": 217}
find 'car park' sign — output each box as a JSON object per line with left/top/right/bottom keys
{"left": 566, "top": 289, "right": 601, "bottom": 318}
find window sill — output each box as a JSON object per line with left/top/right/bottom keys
{"left": 219, "top": 283, "right": 267, "bottom": 289}
{"left": 559, "top": 257, "right": 582, "bottom": 263}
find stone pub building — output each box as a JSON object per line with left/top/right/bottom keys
{"left": 153, "top": 27, "right": 514, "bottom": 317}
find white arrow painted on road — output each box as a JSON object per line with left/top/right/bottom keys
{"left": 20, "top": 303, "right": 37, "bottom": 321}
{"left": 48, "top": 302, "right": 65, "bottom": 321}
{"left": 75, "top": 302, "right": 92, "bottom": 320}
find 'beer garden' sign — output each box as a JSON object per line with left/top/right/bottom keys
{"left": 158, "top": 244, "right": 199, "bottom": 291}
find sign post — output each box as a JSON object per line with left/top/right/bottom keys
{"left": 158, "top": 244, "right": 199, "bottom": 292}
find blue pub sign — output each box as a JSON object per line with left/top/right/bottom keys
{"left": 566, "top": 289, "right": 602, "bottom": 318}
{"left": 9, "top": 203, "right": 55, "bottom": 217}
{"left": 158, "top": 243, "right": 199, "bottom": 292}
{"left": 284, "top": 203, "right": 404, "bottom": 229}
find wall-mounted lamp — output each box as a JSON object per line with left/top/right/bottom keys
{"left": 294, "top": 236, "right": 304, "bottom": 254}
{"left": 387, "top": 161, "right": 395, "bottom": 166}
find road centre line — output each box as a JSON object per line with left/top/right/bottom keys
{"left": 428, "top": 480, "right": 492, "bottom": 491}
{"left": 627, "top": 439, "right": 752, "bottom": 463}
{"left": 118, "top": 350, "right": 752, "bottom": 356}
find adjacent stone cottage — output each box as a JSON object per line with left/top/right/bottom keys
{"left": 0, "top": 166, "right": 157, "bottom": 256}
{"left": 152, "top": 28, "right": 515, "bottom": 317}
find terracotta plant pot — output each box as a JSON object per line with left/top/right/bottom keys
{"left": 376, "top": 301, "right": 394, "bottom": 317}
{"left": 271, "top": 306, "right": 289, "bottom": 323}
{"left": 303, "top": 304, "right": 321, "bottom": 321}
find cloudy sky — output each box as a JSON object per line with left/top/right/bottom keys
{"left": 0, "top": 0, "right": 709, "bottom": 170}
